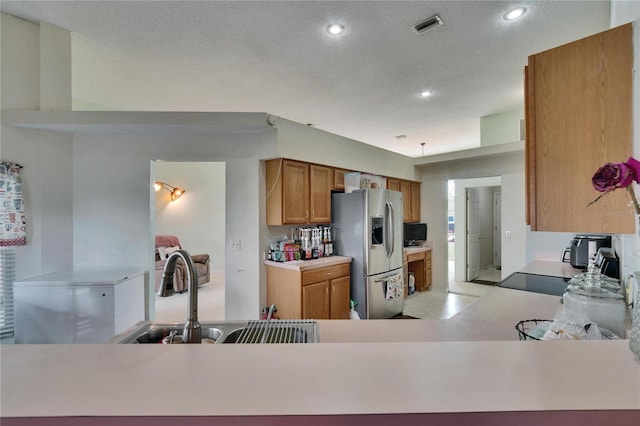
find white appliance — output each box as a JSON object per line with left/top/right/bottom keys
{"left": 14, "top": 270, "right": 145, "bottom": 343}
{"left": 332, "top": 189, "right": 404, "bottom": 319}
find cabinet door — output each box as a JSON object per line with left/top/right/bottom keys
{"left": 526, "top": 23, "right": 633, "bottom": 233}
{"left": 302, "top": 281, "right": 329, "bottom": 320}
{"left": 387, "top": 178, "right": 400, "bottom": 192}
{"left": 333, "top": 168, "right": 350, "bottom": 191}
{"left": 400, "top": 181, "right": 411, "bottom": 222}
{"left": 329, "top": 275, "right": 350, "bottom": 319}
{"left": 410, "top": 182, "right": 421, "bottom": 222}
{"left": 309, "top": 164, "right": 332, "bottom": 224}
{"left": 282, "top": 160, "right": 310, "bottom": 224}
{"left": 425, "top": 251, "right": 432, "bottom": 290}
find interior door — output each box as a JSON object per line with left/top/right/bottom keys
{"left": 493, "top": 192, "right": 502, "bottom": 269}
{"left": 466, "top": 188, "right": 480, "bottom": 282}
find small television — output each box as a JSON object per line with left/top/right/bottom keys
{"left": 404, "top": 223, "right": 427, "bottom": 247}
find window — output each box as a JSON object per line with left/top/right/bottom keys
{"left": 0, "top": 247, "right": 16, "bottom": 339}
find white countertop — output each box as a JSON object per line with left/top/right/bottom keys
{"left": 264, "top": 255, "right": 351, "bottom": 271}
{"left": 2, "top": 262, "right": 639, "bottom": 420}
{"left": 2, "top": 340, "right": 638, "bottom": 418}
{"left": 519, "top": 260, "right": 584, "bottom": 278}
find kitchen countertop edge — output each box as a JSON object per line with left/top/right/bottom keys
{"left": 264, "top": 255, "right": 352, "bottom": 271}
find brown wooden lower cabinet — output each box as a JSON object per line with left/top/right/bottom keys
{"left": 403, "top": 248, "right": 432, "bottom": 296}
{"left": 267, "top": 261, "right": 351, "bottom": 320}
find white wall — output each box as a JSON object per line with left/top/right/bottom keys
{"left": 420, "top": 153, "right": 525, "bottom": 292}
{"left": 276, "top": 118, "right": 416, "bottom": 181}
{"left": 1, "top": 13, "right": 74, "bottom": 280}
{"left": 72, "top": 130, "right": 278, "bottom": 320}
{"left": 480, "top": 109, "right": 524, "bottom": 147}
{"left": 155, "top": 161, "right": 226, "bottom": 272}
{"left": 610, "top": 7, "right": 640, "bottom": 281}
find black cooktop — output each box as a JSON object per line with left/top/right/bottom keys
{"left": 497, "top": 272, "right": 570, "bottom": 296}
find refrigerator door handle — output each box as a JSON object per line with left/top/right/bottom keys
{"left": 387, "top": 201, "right": 395, "bottom": 257}
{"left": 384, "top": 202, "right": 390, "bottom": 257}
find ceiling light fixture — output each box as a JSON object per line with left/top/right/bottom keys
{"left": 419, "top": 90, "right": 432, "bottom": 98}
{"left": 326, "top": 24, "right": 345, "bottom": 35}
{"left": 503, "top": 7, "right": 526, "bottom": 21}
{"left": 154, "top": 181, "right": 186, "bottom": 201}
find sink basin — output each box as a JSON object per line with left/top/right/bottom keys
{"left": 133, "top": 326, "right": 223, "bottom": 344}
{"left": 111, "top": 321, "right": 244, "bottom": 344}
{"left": 110, "top": 320, "right": 318, "bottom": 344}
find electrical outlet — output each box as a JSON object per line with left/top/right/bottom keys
{"left": 230, "top": 240, "right": 241, "bottom": 251}
{"left": 505, "top": 230, "right": 511, "bottom": 239}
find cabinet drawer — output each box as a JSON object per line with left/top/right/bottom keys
{"left": 406, "top": 252, "right": 426, "bottom": 263}
{"left": 302, "top": 263, "right": 350, "bottom": 285}
{"left": 425, "top": 250, "right": 431, "bottom": 260}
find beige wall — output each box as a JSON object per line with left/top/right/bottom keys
{"left": 155, "top": 162, "right": 226, "bottom": 272}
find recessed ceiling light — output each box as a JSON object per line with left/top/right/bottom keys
{"left": 419, "top": 90, "right": 432, "bottom": 98}
{"left": 503, "top": 7, "right": 526, "bottom": 21}
{"left": 326, "top": 24, "right": 345, "bottom": 35}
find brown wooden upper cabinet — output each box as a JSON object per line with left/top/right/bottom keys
{"left": 396, "top": 180, "right": 420, "bottom": 223}
{"left": 266, "top": 159, "right": 332, "bottom": 225}
{"left": 332, "top": 168, "right": 351, "bottom": 191}
{"left": 410, "top": 182, "right": 421, "bottom": 223}
{"left": 525, "top": 23, "right": 633, "bottom": 233}
{"left": 387, "top": 178, "right": 400, "bottom": 192}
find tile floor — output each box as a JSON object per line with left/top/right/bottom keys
{"left": 154, "top": 266, "right": 501, "bottom": 322}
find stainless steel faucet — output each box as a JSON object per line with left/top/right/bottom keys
{"left": 158, "top": 249, "right": 202, "bottom": 343}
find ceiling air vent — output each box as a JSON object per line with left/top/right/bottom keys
{"left": 412, "top": 14, "right": 443, "bottom": 35}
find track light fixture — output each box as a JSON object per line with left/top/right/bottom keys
{"left": 154, "top": 181, "right": 186, "bottom": 201}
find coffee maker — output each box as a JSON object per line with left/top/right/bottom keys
{"left": 568, "top": 235, "right": 611, "bottom": 269}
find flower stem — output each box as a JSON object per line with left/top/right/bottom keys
{"left": 627, "top": 186, "right": 640, "bottom": 215}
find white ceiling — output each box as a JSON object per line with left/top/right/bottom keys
{"left": 0, "top": 1, "right": 611, "bottom": 157}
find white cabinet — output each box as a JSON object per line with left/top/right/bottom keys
{"left": 14, "top": 270, "right": 146, "bottom": 343}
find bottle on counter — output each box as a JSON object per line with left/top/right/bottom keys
{"left": 323, "top": 226, "right": 333, "bottom": 257}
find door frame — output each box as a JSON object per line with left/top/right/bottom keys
{"left": 452, "top": 177, "right": 502, "bottom": 284}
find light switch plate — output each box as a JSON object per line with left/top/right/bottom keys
{"left": 229, "top": 240, "right": 241, "bottom": 251}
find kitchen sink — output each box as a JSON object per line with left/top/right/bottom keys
{"left": 132, "top": 326, "right": 223, "bottom": 344}
{"left": 110, "top": 320, "right": 318, "bottom": 344}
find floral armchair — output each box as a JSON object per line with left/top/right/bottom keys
{"left": 155, "top": 235, "right": 210, "bottom": 293}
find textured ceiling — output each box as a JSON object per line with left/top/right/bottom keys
{"left": 0, "top": 1, "right": 611, "bottom": 157}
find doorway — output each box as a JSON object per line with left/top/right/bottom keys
{"left": 449, "top": 177, "right": 502, "bottom": 286}
{"left": 151, "top": 161, "right": 226, "bottom": 322}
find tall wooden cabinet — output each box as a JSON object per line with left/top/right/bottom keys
{"left": 525, "top": 23, "right": 633, "bottom": 233}
{"left": 266, "top": 159, "right": 332, "bottom": 225}
{"left": 396, "top": 180, "right": 421, "bottom": 223}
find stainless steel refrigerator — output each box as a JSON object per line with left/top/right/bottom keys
{"left": 332, "top": 189, "right": 404, "bottom": 319}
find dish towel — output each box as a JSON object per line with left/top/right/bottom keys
{"left": 385, "top": 272, "right": 404, "bottom": 300}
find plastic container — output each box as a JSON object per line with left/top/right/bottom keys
{"left": 344, "top": 172, "right": 360, "bottom": 193}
